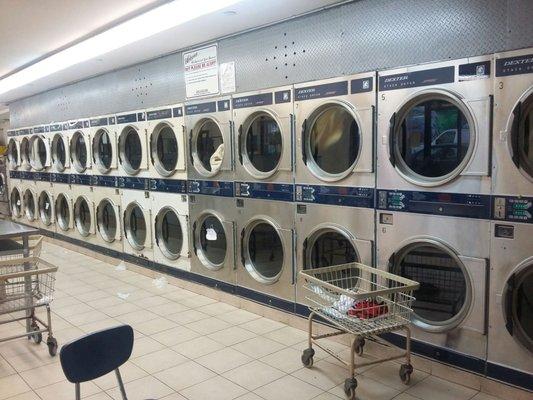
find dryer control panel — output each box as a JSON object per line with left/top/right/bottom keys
{"left": 492, "top": 196, "right": 533, "bottom": 223}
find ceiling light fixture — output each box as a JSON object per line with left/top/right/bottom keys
{"left": 0, "top": 0, "right": 242, "bottom": 96}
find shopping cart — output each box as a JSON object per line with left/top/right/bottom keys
{"left": 0, "top": 256, "right": 59, "bottom": 356}
{"left": 299, "top": 262, "right": 419, "bottom": 400}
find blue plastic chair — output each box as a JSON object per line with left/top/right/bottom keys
{"left": 59, "top": 325, "right": 150, "bottom": 400}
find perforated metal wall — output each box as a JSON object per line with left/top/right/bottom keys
{"left": 9, "top": 0, "right": 533, "bottom": 127}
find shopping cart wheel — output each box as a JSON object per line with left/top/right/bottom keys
{"left": 399, "top": 363, "right": 413, "bottom": 384}
{"left": 343, "top": 377, "right": 357, "bottom": 400}
{"left": 47, "top": 337, "right": 58, "bottom": 356}
{"left": 30, "top": 325, "right": 43, "bottom": 344}
{"left": 301, "top": 348, "right": 315, "bottom": 368}
{"left": 355, "top": 338, "right": 365, "bottom": 356}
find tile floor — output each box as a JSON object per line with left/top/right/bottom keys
{"left": 0, "top": 243, "right": 507, "bottom": 400}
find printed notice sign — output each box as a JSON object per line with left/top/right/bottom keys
{"left": 220, "top": 61, "right": 236, "bottom": 94}
{"left": 184, "top": 45, "right": 219, "bottom": 98}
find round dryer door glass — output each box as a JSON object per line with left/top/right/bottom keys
{"left": 393, "top": 243, "right": 469, "bottom": 330}
{"left": 10, "top": 189, "right": 21, "bottom": 216}
{"left": 39, "top": 192, "right": 52, "bottom": 225}
{"left": 510, "top": 95, "right": 533, "bottom": 179}
{"left": 505, "top": 266, "right": 533, "bottom": 351}
{"left": 199, "top": 215, "right": 227, "bottom": 267}
{"left": 308, "top": 231, "right": 358, "bottom": 268}
{"left": 196, "top": 119, "right": 224, "bottom": 173}
{"left": 246, "top": 222, "right": 284, "bottom": 282}
{"left": 0, "top": 175, "right": 5, "bottom": 196}
{"left": 21, "top": 138, "right": 30, "bottom": 165}
{"left": 56, "top": 194, "right": 70, "bottom": 231}
{"left": 75, "top": 197, "right": 92, "bottom": 236}
{"left": 7, "top": 139, "right": 18, "bottom": 168}
{"left": 94, "top": 129, "right": 113, "bottom": 171}
{"left": 245, "top": 114, "right": 282, "bottom": 174}
{"left": 97, "top": 199, "right": 117, "bottom": 242}
{"left": 120, "top": 128, "right": 142, "bottom": 174}
{"left": 395, "top": 98, "right": 472, "bottom": 181}
{"left": 52, "top": 134, "right": 66, "bottom": 171}
{"left": 24, "top": 190, "right": 35, "bottom": 221}
{"left": 30, "top": 137, "right": 47, "bottom": 170}
{"left": 152, "top": 124, "right": 178, "bottom": 175}
{"left": 125, "top": 204, "right": 146, "bottom": 249}
{"left": 155, "top": 208, "right": 183, "bottom": 259}
{"left": 71, "top": 131, "right": 88, "bottom": 171}
{"left": 308, "top": 105, "right": 360, "bottom": 177}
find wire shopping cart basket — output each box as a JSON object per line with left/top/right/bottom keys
{"left": 0, "top": 256, "right": 59, "bottom": 356}
{"left": 299, "top": 262, "right": 419, "bottom": 400}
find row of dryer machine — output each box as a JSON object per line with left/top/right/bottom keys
{"left": 5, "top": 48, "right": 533, "bottom": 388}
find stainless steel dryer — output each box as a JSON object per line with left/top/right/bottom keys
{"left": 9, "top": 185, "right": 24, "bottom": 222}
{"left": 0, "top": 157, "right": 9, "bottom": 216}
{"left": 50, "top": 123, "right": 70, "bottom": 174}
{"left": 29, "top": 125, "right": 52, "bottom": 172}
{"left": 18, "top": 128, "right": 33, "bottom": 171}
{"left": 377, "top": 56, "right": 492, "bottom": 195}
{"left": 71, "top": 185, "right": 97, "bottom": 244}
{"left": 294, "top": 73, "right": 375, "bottom": 189}
{"left": 37, "top": 182, "right": 55, "bottom": 232}
{"left": 377, "top": 207, "right": 490, "bottom": 369}
{"left": 6, "top": 132, "right": 20, "bottom": 171}
{"left": 22, "top": 180, "right": 39, "bottom": 228}
{"left": 487, "top": 198, "right": 533, "bottom": 390}
{"left": 51, "top": 173, "right": 74, "bottom": 234}
{"left": 188, "top": 182, "right": 236, "bottom": 287}
{"left": 185, "top": 97, "right": 233, "bottom": 182}
{"left": 235, "top": 191, "right": 296, "bottom": 305}
{"left": 116, "top": 110, "right": 149, "bottom": 178}
{"left": 68, "top": 119, "right": 92, "bottom": 175}
{"left": 121, "top": 188, "right": 153, "bottom": 263}
{"left": 233, "top": 85, "right": 293, "bottom": 184}
{"left": 493, "top": 48, "right": 533, "bottom": 197}
{"left": 93, "top": 185, "right": 123, "bottom": 256}
{"left": 91, "top": 115, "right": 119, "bottom": 177}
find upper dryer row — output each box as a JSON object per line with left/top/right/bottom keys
{"left": 6, "top": 48, "right": 533, "bottom": 196}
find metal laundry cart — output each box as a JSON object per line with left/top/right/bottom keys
{"left": 299, "top": 262, "right": 419, "bottom": 400}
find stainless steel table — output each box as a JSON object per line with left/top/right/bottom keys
{"left": 0, "top": 221, "right": 39, "bottom": 332}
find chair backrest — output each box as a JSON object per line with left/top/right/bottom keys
{"left": 60, "top": 325, "right": 134, "bottom": 383}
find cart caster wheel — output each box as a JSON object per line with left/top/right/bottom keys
{"left": 31, "top": 325, "right": 42, "bottom": 344}
{"left": 355, "top": 338, "right": 365, "bottom": 356}
{"left": 301, "top": 348, "right": 315, "bottom": 368}
{"left": 344, "top": 377, "right": 357, "bottom": 400}
{"left": 47, "top": 338, "right": 58, "bottom": 357}
{"left": 399, "top": 363, "right": 413, "bottom": 385}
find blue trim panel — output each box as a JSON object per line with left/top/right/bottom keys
{"left": 235, "top": 181, "right": 294, "bottom": 201}
{"left": 50, "top": 173, "right": 70, "bottom": 184}
{"left": 295, "top": 184, "right": 374, "bottom": 208}
{"left": 69, "top": 174, "right": 92, "bottom": 186}
{"left": 187, "top": 180, "right": 234, "bottom": 197}
{"left": 92, "top": 175, "right": 118, "bottom": 188}
{"left": 150, "top": 178, "right": 188, "bottom": 193}
{"left": 350, "top": 77, "right": 373, "bottom": 94}
{"left": 377, "top": 189, "right": 491, "bottom": 219}
{"left": 235, "top": 286, "right": 295, "bottom": 313}
{"left": 486, "top": 362, "right": 533, "bottom": 391}
{"left": 118, "top": 177, "right": 150, "bottom": 191}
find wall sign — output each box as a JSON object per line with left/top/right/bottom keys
{"left": 220, "top": 61, "right": 236, "bottom": 94}
{"left": 183, "top": 45, "right": 219, "bottom": 98}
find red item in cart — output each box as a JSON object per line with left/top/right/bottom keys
{"left": 347, "top": 299, "right": 388, "bottom": 319}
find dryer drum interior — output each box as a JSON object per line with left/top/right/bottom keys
{"left": 10, "top": 188, "right": 21, "bottom": 216}
{"left": 391, "top": 242, "right": 471, "bottom": 331}
{"left": 29, "top": 136, "right": 47, "bottom": 170}
{"left": 93, "top": 129, "right": 113, "bottom": 172}
{"left": 197, "top": 214, "right": 227, "bottom": 269}
{"left": 120, "top": 127, "right": 142, "bottom": 174}
{"left": 392, "top": 94, "right": 475, "bottom": 183}
{"left": 74, "top": 197, "right": 92, "bottom": 236}
{"left": 52, "top": 133, "right": 67, "bottom": 171}
{"left": 38, "top": 191, "right": 52, "bottom": 225}
{"left": 503, "top": 265, "right": 533, "bottom": 352}
{"left": 241, "top": 112, "right": 282, "bottom": 175}
{"left": 20, "top": 137, "right": 30, "bottom": 165}
{"left": 243, "top": 221, "right": 284, "bottom": 283}
{"left": 305, "top": 103, "right": 361, "bottom": 179}
{"left": 7, "top": 139, "right": 18, "bottom": 168}
{"left": 194, "top": 119, "right": 224, "bottom": 173}
{"left": 97, "top": 199, "right": 117, "bottom": 242}
{"left": 124, "top": 203, "right": 147, "bottom": 249}
{"left": 0, "top": 174, "right": 5, "bottom": 197}
{"left": 71, "top": 131, "right": 88, "bottom": 171}
{"left": 155, "top": 207, "right": 183, "bottom": 259}
{"left": 305, "top": 229, "right": 360, "bottom": 290}
{"left": 23, "top": 189, "right": 36, "bottom": 220}
{"left": 56, "top": 194, "right": 70, "bottom": 231}
{"left": 152, "top": 123, "right": 178, "bottom": 176}
{"left": 510, "top": 93, "right": 533, "bottom": 179}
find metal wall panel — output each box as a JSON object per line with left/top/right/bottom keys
{"left": 9, "top": 0, "right": 533, "bottom": 127}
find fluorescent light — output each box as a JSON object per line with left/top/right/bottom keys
{"left": 0, "top": 0, "right": 241, "bottom": 95}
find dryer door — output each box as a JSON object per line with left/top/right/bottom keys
{"left": 154, "top": 206, "right": 187, "bottom": 260}
{"left": 97, "top": 198, "right": 121, "bottom": 242}
{"left": 508, "top": 93, "right": 533, "bottom": 180}
{"left": 56, "top": 194, "right": 74, "bottom": 230}
{"left": 191, "top": 117, "right": 232, "bottom": 176}
{"left": 7, "top": 138, "right": 20, "bottom": 168}
{"left": 52, "top": 133, "right": 69, "bottom": 171}
{"left": 124, "top": 202, "right": 152, "bottom": 250}
{"left": 93, "top": 128, "right": 117, "bottom": 173}
{"left": 10, "top": 188, "right": 22, "bottom": 217}
{"left": 38, "top": 191, "right": 54, "bottom": 226}
{"left": 75, "top": 196, "right": 96, "bottom": 236}
{"left": 150, "top": 122, "right": 185, "bottom": 176}
{"left": 29, "top": 135, "right": 51, "bottom": 170}
{"left": 119, "top": 125, "right": 148, "bottom": 174}
{"left": 194, "top": 213, "right": 234, "bottom": 271}
{"left": 71, "top": 131, "right": 90, "bottom": 173}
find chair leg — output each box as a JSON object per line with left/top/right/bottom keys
{"left": 75, "top": 383, "right": 81, "bottom": 400}
{"left": 115, "top": 368, "right": 128, "bottom": 400}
